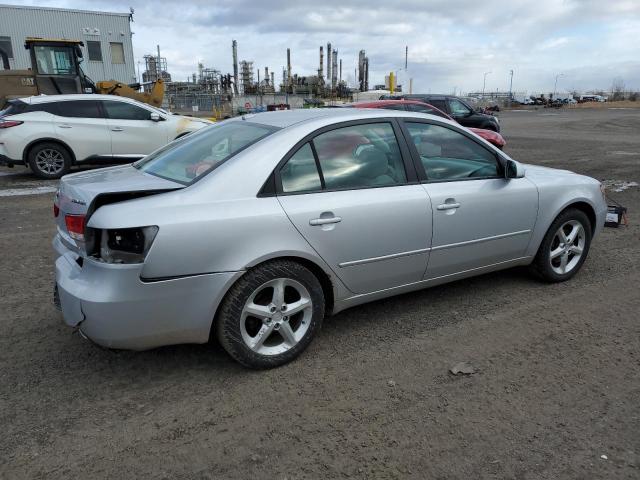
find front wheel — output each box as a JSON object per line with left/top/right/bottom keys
{"left": 530, "top": 208, "right": 592, "bottom": 282}
{"left": 216, "top": 260, "right": 325, "bottom": 369}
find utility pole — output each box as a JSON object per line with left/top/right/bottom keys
{"left": 156, "top": 45, "right": 161, "bottom": 82}
{"left": 553, "top": 73, "right": 564, "bottom": 99}
{"left": 482, "top": 71, "right": 491, "bottom": 98}
{"left": 508, "top": 69, "right": 514, "bottom": 107}
{"left": 232, "top": 40, "right": 239, "bottom": 95}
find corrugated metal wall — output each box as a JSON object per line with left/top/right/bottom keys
{"left": 0, "top": 4, "right": 136, "bottom": 84}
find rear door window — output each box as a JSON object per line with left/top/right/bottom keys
{"left": 280, "top": 143, "right": 322, "bottom": 193}
{"left": 406, "top": 103, "right": 449, "bottom": 119}
{"left": 311, "top": 123, "right": 407, "bottom": 190}
{"left": 56, "top": 100, "right": 103, "bottom": 118}
{"left": 427, "top": 99, "right": 448, "bottom": 112}
{"left": 34, "top": 103, "right": 61, "bottom": 115}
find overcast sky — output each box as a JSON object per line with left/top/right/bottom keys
{"left": 15, "top": 0, "right": 640, "bottom": 94}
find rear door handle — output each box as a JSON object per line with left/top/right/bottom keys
{"left": 58, "top": 124, "right": 72, "bottom": 129}
{"left": 111, "top": 127, "right": 124, "bottom": 132}
{"left": 309, "top": 216, "right": 342, "bottom": 226}
{"left": 437, "top": 202, "right": 461, "bottom": 210}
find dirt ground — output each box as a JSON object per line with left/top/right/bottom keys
{"left": 1, "top": 107, "right": 639, "bottom": 479}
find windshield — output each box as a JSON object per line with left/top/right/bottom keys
{"left": 134, "top": 121, "right": 276, "bottom": 185}
{"left": 33, "top": 45, "right": 76, "bottom": 75}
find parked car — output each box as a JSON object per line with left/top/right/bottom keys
{"left": 54, "top": 109, "right": 606, "bottom": 368}
{"left": 380, "top": 94, "right": 500, "bottom": 132}
{"left": 350, "top": 100, "right": 506, "bottom": 149}
{"left": 0, "top": 94, "right": 212, "bottom": 179}
{"left": 579, "top": 95, "right": 607, "bottom": 103}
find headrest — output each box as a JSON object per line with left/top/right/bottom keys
{"left": 416, "top": 135, "right": 442, "bottom": 157}
{"left": 357, "top": 147, "right": 388, "bottom": 178}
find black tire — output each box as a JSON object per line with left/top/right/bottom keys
{"left": 529, "top": 208, "right": 592, "bottom": 282}
{"left": 216, "top": 260, "right": 325, "bottom": 369}
{"left": 28, "top": 142, "right": 72, "bottom": 179}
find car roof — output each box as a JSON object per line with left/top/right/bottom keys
{"left": 23, "top": 94, "right": 149, "bottom": 105}
{"left": 403, "top": 94, "right": 448, "bottom": 99}
{"left": 233, "top": 107, "right": 454, "bottom": 130}
{"left": 349, "top": 100, "right": 453, "bottom": 120}
{"left": 352, "top": 99, "right": 439, "bottom": 107}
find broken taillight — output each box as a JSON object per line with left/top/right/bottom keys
{"left": 0, "top": 120, "right": 23, "bottom": 128}
{"left": 98, "top": 226, "right": 159, "bottom": 264}
{"left": 53, "top": 203, "right": 59, "bottom": 217}
{"left": 64, "top": 214, "right": 85, "bottom": 241}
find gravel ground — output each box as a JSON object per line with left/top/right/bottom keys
{"left": 0, "top": 107, "right": 639, "bottom": 479}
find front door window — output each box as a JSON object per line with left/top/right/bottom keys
{"left": 405, "top": 122, "right": 499, "bottom": 180}
{"left": 448, "top": 98, "right": 472, "bottom": 117}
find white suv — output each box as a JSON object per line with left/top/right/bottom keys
{"left": 0, "top": 94, "right": 212, "bottom": 178}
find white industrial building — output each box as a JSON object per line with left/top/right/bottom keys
{"left": 0, "top": 3, "right": 136, "bottom": 84}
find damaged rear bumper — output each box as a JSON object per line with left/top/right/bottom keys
{"left": 54, "top": 235, "right": 242, "bottom": 350}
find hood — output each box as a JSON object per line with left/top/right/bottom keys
{"left": 172, "top": 116, "right": 214, "bottom": 135}
{"left": 175, "top": 115, "right": 214, "bottom": 126}
{"left": 522, "top": 163, "right": 574, "bottom": 176}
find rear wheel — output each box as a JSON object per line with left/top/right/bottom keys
{"left": 216, "top": 260, "right": 325, "bottom": 369}
{"left": 28, "top": 142, "right": 72, "bottom": 179}
{"left": 530, "top": 208, "right": 592, "bottom": 282}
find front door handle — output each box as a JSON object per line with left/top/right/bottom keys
{"left": 309, "top": 216, "right": 342, "bottom": 226}
{"left": 437, "top": 202, "right": 461, "bottom": 210}
{"left": 58, "top": 124, "right": 72, "bottom": 129}
{"left": 111, "top": 127, "right": 124, "bottom": 132}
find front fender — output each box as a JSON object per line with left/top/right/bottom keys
{"left": 525, "top": 182, "right": 606, "bottom": 257}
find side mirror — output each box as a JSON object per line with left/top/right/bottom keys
{"left": 505, "top": 159, "right": 525, "bottom": 179}
{"left": 150, "top": 112, "right": 161, "bottom": 122}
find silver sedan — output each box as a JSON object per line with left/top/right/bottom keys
{"left": 53, "top": 109, "right": 607, "bottom": 368}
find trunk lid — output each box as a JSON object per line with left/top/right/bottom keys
{"left": 55, "top": 164, "right": 183, "bottom": 254}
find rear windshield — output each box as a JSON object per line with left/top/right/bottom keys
{"left": 0, "top": 100, "right": 59, "bottom": 117}
{"left": 134, "top": 121, "right": 276, "bottom": 185}
{"left": 0, "top": 100, "right": 28, "bottom": 117}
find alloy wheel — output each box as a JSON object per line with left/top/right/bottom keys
{"left": 35, "top": 149, "right": 65, "bottom": 175}
{"left": 240, "top": 278, "right": 313, "bottom": 356}
{"left": 549, "top": 220, "right": 585, "bottom": 275}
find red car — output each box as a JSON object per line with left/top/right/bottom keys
{"left": 349, "top": 100, "right": 506, "bottom": 149}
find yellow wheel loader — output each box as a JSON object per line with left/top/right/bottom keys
{"left": 0, "top": 38, "right": 164, "bottom": 109}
